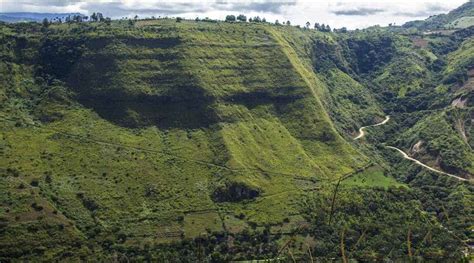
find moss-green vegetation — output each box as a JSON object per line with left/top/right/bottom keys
{"left": 0, "top": 19, "right": 371, "bottom": 260}
{"left": 322, "top": 69, "right": 384, "bottom": 132}
{"left": 300, "top": 185, "right": 469, "bottom": 261}
{"left": 447, "top": 16, "right": 474, "bottom": 29}
{"left": 444, "top": 38, "right": 474, "bottom": 84}
{"left": 403, "top": 1, "right": 474, "bottom": 30}
{"left": 375, "top": 57, "right": 428, "bottom": 97}
{"left": 395, "top": 109, "right": 474, "bottom": 175}
{"left": 342, "top": 166, "right": 406, "bottom": 189}
{"left": 1, "top": 5, "right": 473, "bottom": 260}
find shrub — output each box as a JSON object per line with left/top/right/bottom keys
{"left": 31, "top": 202, "right": 44, "bottom": 211}
{"left": 211, "top": 181, "right": 260, "bottom": 202}
{"left": 30, "top": 179, "right": 39, "bottom": 187}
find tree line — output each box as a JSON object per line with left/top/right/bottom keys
{"left": 42, "top": 12, "right": 112, "bottom": 27}
{"left": 223, "top": 14, "right": 348, "bottom": 32}
{"left": 42, "top": 12, "right": 349, "bottom": 33}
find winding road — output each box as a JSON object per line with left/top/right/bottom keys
{"left": 385, "top": 146, "right": 468, "bottom": 182}
{"left": 354, "top": 115, "right": 390, "bottom": 140}
{"left": 354, "top": 115, "right": 469, "bottom": 182}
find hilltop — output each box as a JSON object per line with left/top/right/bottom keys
{"left": 403, "top": 1, "right": 474, "bottom": 30}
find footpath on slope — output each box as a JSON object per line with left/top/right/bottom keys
{"left": 354, "top": 116, "right": 470, "bottom": 182}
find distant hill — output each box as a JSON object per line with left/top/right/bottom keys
{"left": 0, "top": 12, "right": 83, "bottom": 23}
{"left": 403, "top": 1, "right": 474, "bottom": 29}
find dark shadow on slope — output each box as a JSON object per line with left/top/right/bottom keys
{"left": 66, "top": 52, "right": 218, "bottom": 129}
{"left": 224, "top": 90, "right": 304, "bottom": 109}
{"left": 340, "top": 36, "right": 395, "bottom": 75}
{"left": 211, "top": 181, "right": 261, "bottom": 202}
{"left": 78, "top": 91, "right": 218, "bottom": 129}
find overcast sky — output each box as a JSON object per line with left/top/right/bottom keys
{"left": 0, "top": 0, "right": 469, "bottom": 29}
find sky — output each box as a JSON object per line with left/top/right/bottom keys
{"left": 0, "top": 0, "right": 469, "bottom": 29}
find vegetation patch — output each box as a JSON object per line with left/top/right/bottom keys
{"left": 211, "top": 180, "right": 261, "bottom": 202}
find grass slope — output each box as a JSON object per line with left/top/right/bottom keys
{"left": 0, "top": 20, "right": 372, "bottom": 259}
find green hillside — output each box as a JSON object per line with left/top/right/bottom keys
{"left": 0, "top": 9, "right": 473, "bottom": 261}
{"left": 403, "top": 1, "right": 474, "bottom": 30}
{"left": 0, "top": 20, "right": 374, "bottom": 260}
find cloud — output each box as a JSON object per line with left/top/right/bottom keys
{"left": 77, "top": 1, "right": 297, "bottom": 18}
{"left": 425, "top": 3, "right": 452, "bottom": 12}
{"left": 2, "top": 0, "right": 297, "bottom": 17}
{"left": 0, "top": 0, "right": 468, "bottom": 29}
{"left": 215, "top": 1, "right": 296, "bottom": 14}
{"left": 392, "top": 3, "right": 452, "bottom": 17}
{"left": 331, "top": 7, "right": 385, "bottom": 16}
{"left": 14, "top": 0, "right": 81, "bottom": 6}
{"left": 82, "top": 2, "right": 211, "bottom": 17}
{"left": 1, "top": 0, "right": 86, "bottom": 14}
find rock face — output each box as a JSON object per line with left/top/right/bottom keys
{"left": 410, "top": 140, "right": 424, "bottom": 154}
{"left": 212, "top": 181, "right": 260, "bottom": 202}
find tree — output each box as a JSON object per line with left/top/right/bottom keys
{"left": 176, "top": 17, "right": 182, "bottom": 22}
{"left": 225, "top": 15, "right": 236, "bottom": 22}
{"left": 104, "top": 17, "right": 112, "bottom": 25}
{"left": 286, "top": 20, "right": 291, "bottom": 26}
{"left": 339, "top": 27, "right": 348, "bottom": 33}
{"left": 72, "top": 15, "right": 82, "bottom": 22}
{"left": 251, "top": 16, "right": 261, "bottom": 23}
{"left": 314, "top": 22, "right": 321, "bottom": 30}
{"left": 262, "top": 17, "right": 266, "bottom": 23}
{"left": 326, "top": 25, "right": 331, "bottom": 32}
{"left": 91, "top": 12, "right": 97, "bottom": 22}
{"left": 42, "top": 18, "right": 49, "bottom": 28}
{"left": 128, "top": 19, "right": 134, "bottom": 26}
{"left": 97, "top": 12, "right": 104, "bottom": 22}
{"left": 305, "top": 21, "right": 310, "bottom": 28}
{"left": 237, "top": 14, "right": 247, "bottom": 22}
{"left": 275, "top": 19, "right": 280, "bottom": 25}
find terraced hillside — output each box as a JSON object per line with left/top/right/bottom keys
{"left": 0, "top": 20, "right": 376, "bottom": 259}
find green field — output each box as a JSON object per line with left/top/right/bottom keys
{"left": 342, "top": 166, "right": 406, "bottom": 189}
